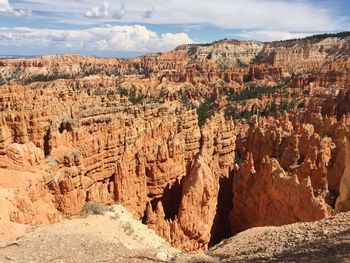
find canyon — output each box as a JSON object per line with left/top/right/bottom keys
{"left": 0, "top": 32, "right": 349, "bottom": 253}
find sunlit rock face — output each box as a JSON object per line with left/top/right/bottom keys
{"left": 0, "top": 33, "right": 350, "bottom": 251}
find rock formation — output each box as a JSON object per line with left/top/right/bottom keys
{"left": 0, "top": 32, "right": 349, "bottom": 251}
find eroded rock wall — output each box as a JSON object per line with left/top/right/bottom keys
{"left": 0, "top": 79, "right": 236, "bottom": 250}
{"left": 0, "top": 34, "right": 350, "bottom": 251}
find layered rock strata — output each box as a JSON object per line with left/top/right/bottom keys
{"left": 0, "top": 33, "right": 350, "bottom": 251}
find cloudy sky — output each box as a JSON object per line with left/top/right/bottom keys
{"left": 0, "top": 0, "right": 349, "bottom": 57}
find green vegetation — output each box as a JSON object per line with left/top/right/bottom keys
{"left": 219, "top": 63, "right": 228, "bottom": 71}
{"left": 224, "top": 107, "right": 253, "bottom": 122}
{"left": 176, "top": 82, "right": 299, "bottom": 125}
{"left": 222, "top": 83, "right": 301, "bottom": 121}
{"left": 24, "top": 74, "right": 72, "bottom": 84}
{"left": 187, "top": 46, "right": 198, "bottom": 56}
{"left": 273, "top": 31, "right": 350, "bottom": 43}
{"left": 260, "top": 100, "right": 297, "bottom": 117}
{"left": 307, "top": 31, "right": 350, "bottom": 40}
{"left": 226, "top": 84, "right": 282, "bottom": 102}
{"left": 224, "top": 105, "right": 237, "bottom": 119}
{"left": 179, "top": 89, "right": 195, "bottom": 110}
{"left": 234, "top": 151, "right": 242, "bottom": 166}
{"left": 196, "top": 96, "right": 216, "bottom": 127}
{"left": 117, "top": 84, "right": 145, "bottom": 105}
{"left": 83, "top": 67, "right": 103, "bottom": 76}
{"left": 117, "top": 86, "right": 129, "bottom": 97}
{"left": 128, "top": 85, "right": 144, "bottom": 104}
{"left": 236, "top": 58, "right": 248, "bottom": 68}
{"left": 280, "top": 100, "right": 296, "bottom": 111}
{"left": 225, "top": 98, "right": 298, "bottom": 121}
{"left": 178, "top": 88, "right": 216, "bottom": 127}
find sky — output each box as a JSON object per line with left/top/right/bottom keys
{"left": 0, "top": 0, "right": 349, "bottom": 57}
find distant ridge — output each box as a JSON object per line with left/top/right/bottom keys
{"left": 272, "top": 31, "right": 350, "bottom": 43}
{"left": 177, "top": 31, "right": 350, "bottom": 49}
{"left": 0, "top": 55, "right": 39, "bottom": 60}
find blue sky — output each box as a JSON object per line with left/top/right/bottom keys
{"left": 0, "top": 0, "right": 349, "bottom": 57}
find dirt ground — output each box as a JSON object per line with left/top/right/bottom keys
{"left": 0, "top": 205, "right": 177, "bottom": 263}
{"left": 175, "top": 212, "right": 350, "bottom": 262}
{"left": 1, "top": 206, "right": 350, "bottom": 263}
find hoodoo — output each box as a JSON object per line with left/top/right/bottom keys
{"left": 0, "top": 32, "right": 350, "bottom": 256}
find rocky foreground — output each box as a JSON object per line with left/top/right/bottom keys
{"left": 0, "top": 205, "right": 178, "bottom": 263}
{"left": 0, "top": 32, "right": 349, "bottom": 252}
{"left": 1, "top": 208, "right": 350, "bottom": 262}
{"left": 182, "top": 211, "right": 350, "bottom": 262}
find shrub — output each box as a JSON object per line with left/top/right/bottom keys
{"left": 240, "top": 110, "right": 253, "bottom": 122}
{"left": 224, "top": 105, "right": 237, "bottom": 119}
{"left": 123, "top": 221, "right": 134, "bottom": 235}
{"left": 117, "top": 85, "right": 144, "bottom": 105}
{"left": 81, "top": 202, "right": 106, "bottom": 217}
{"left": 128, "top": 85, "right": 144, "bottom": 105}
{"left": 179, "top": 89, "right": 195, "bottom": 109}
{"left": 117, "top": 86, "right": 129, "bottom": 97}
{"left": 187, "top": 46, "right": 198, "bottom": 56}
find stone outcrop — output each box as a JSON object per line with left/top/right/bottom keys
{"left": 230, "top": 154, "right": 331, "bottom": 233}
{"left": 335, "top": 137, "right": 350, "bottom": 212}
{"left": 144, "top": 113, "right": 236, "bottom": 251}
{"left": 231, "top": 112, "right": 350, "bottom": 232}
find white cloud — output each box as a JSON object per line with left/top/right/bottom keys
{"left": 85, "top": 1, "right": 109, "bottom": 18}
{"left": 113, "top": 2, "right": 126, "bottom": 20}
{"left": 0, "top": 25, "right": 194, "bottom": 52}
{"left": 234, "top": 31, "right": 313, "bottom": 42}
{"left": 12, "top": 0, "right": 347, "bottom": 32}
{"left": 0, "top": 0, "right": 31, "bottom": 17}
{"left": 142, "top": 7, "right": 155, "bottom": 19}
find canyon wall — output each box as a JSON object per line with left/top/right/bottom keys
{"left": 0, "top": 33, "right": 350, "bottom": 251}
{"left": 0, "top": 80, "right": 236, "bottom": 251}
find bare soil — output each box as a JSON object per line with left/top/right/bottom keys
{"left": 0, "top": 205, "right": 177, "bottom": 263}
{"left": 1, "top": 207, "right": 350, "bottom": 263}
{"left": 175, "top": 212, "right": 350, "bottom": 262}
